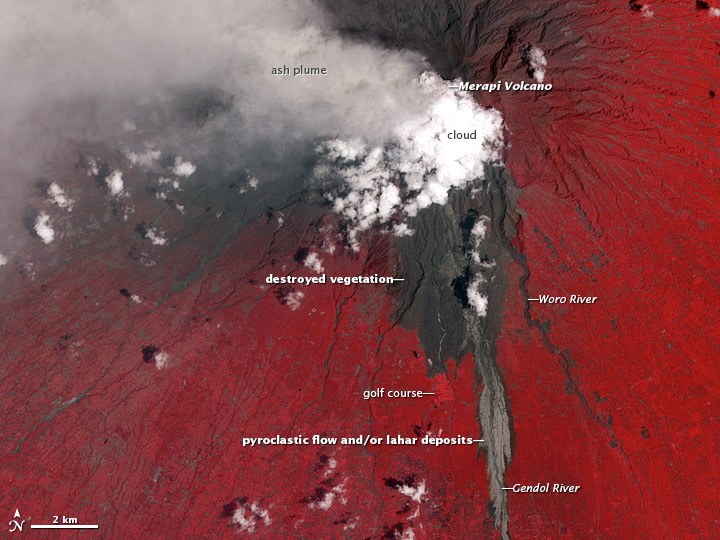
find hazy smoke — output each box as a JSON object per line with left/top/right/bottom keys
{"left": 1, "top": 0, "right": 429, "bottom": 173}
{"left": 1, "top": 0, "right": 503, "bottom": 248}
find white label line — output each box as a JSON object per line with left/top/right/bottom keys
{"left": 473, "top": 439, "right": 485, "bottom": 442}
{"left": 501, "top": 487, "right": 513, "bottom": 490}
{"left": 31, "top": 525, "right": 99, "bottom": 529}
{"left": 392, "top": 278, "right": 405, "bottom": 281}
{"left": 421, "top": 392, "right": 435, "bottom": 395}
{"left": 448, "top": 85, "right": 461, "bottom": 89}
{"left": 528, "top": 298, "right": 540, "bottom": 301}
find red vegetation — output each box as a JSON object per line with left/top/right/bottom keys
{"left": 480, "top": 1, "right": 720, "bottom": 538}
{"left": 0, "top": 202, "right": 490, "bottom": 538}
{"left": 2, "top": 2, "right": 719, "bottom": 539}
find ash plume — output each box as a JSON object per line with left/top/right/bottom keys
{"left": 0, "top": 0, "right": 503, "bottom": 244}
{"left": 0, "top": 1, "right": 511, "bottom": 535}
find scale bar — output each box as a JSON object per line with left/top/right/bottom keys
{"left": 31, "top": 525, "right": 99, "bottom": 529}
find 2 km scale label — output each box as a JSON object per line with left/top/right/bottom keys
{"left": 50, "top": 515, "right": 78, "bottom": 525}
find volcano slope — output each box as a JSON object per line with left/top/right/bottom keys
{"left": 326, "top": 0, "right": 720, "bottom": 537}
{"left": 1, "top": 1, "right": 719, "bottom": 540}
{"left": 455, "top": 1, "right": 720, "bottom": 538}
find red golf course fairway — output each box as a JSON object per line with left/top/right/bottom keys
{"left": 1, "top": 1, "right": 719, "bottom": 539}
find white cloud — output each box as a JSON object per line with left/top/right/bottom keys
{"left": 470, "top": 216, "right": 491, "bottom": 264}
{"left": 232, "top": 509, "right": 253, "bottom": 532}
{"left": 0, "top": 0, "right": 515, "bottom": 258}
{"left": 309, "top": 479, "right": 347, "bottom": 511}
{"left": 393, "top": 222, "right": 413, "bottom": 236}
{"left": 140, "top": 254, "right": 156, "bottom": 267}
{"left": 711, "top": 7, "right": 720, "bottom": 17}
{"left": 48, "top": 182, "right": 74, "bottom": 210}
{"left": 126, "top": 146, "right": 161, "bottom": 167}
{"left": 316, "top": 72, "right": 503, "bottom": 249}
{"left": 24, "top": 262, "right": 36, "bottom": 280}
{"left": 86, "top": 158, "right": 99, "bottom": 177}
{"left": 232, "top": 502, "right": 270, "bottom": 533}
{"left": 641, "top": 4, "right": 654, "bottom": 17}
{"left": 231, "top": 507, "right": 256, "bottom": 533}
{"left": 154, "top": 351, "right": 170, "bottom": 369}
{"left": 323, "top": 457, "right": 337, "bottom": 477}
{"left": 529, "top": 47, "right": 547, "bottom": 83}
{"left": 106, "top": 170, "right": 125, "bottom": 197}
{"left": 0, "top": 254, "right": 7, "bottom": 266}
{"left": 471, "top": 215, "right": 490, "bottom": 242}
{"left": 130, "top": 294, "right": 142, "bottom": 304}
{"left": 0, "top": 0, "right": 515, "bottom": 239}
{"left": 157, "top": 177, "right": 180, "bottom": 189}
{"left": 34, "top": 211, "right": 55, "bottom": 244}
{"left": 286, "top": 290, "right": 304, "bottom": 310}
{"left": 314, "top": 491, "right": 335, "bottom": 511}
{"left": 146, "top": 227, "right": 167, "bottom": 246}
{"left": 399, "top": 528, "right": 416, "bottom": 540}
{"left": 303, "top": 252, "right": 324, "bottom": 274}
{"left": 0, "top": 0, "right": 512, "bottom": 228}
{"left": 250, "top": 503, "right": 271, "bottom": 526}
{"left": 467, "top": 276, "right": 488, "bottom": 317}
{"left": 172, "top": 156, "right": 196, "bottom": 177}
{"left": 397, "top": 480, "right": 426, "bottom": 503}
